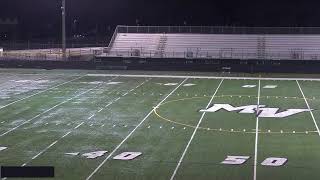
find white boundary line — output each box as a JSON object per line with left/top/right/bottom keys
{"left": 0, "top": 75, "right": 85, "bottom": 111}
{"left": 86, "top": 78, "right": 188, "bottom": 180}
{"left": 18, "top": 77, "right": 150, "bottom": 167}
{"left": 87, "top": 73, "right": 320, "bottom": 81}
{"left": 253, "top": 80, "right": 261, "bottom": 180}
{"left": 169, "top": 79, "right": 224, "bottom": 180}
{"left": 296, "top": 80, "right": 320, "bottom": 136}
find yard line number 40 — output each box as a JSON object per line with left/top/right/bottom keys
{"left": 75, "top": 151, "right": 288, "bottom": 167}
{"left": 221, "top": 156, "right": 288, "bottom": 167}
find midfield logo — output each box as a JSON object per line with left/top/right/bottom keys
{"left": 200, "top": 104, "right": 312, "bottom": 118}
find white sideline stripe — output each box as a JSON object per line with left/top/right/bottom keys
{"left": 0, "top": 83, "right": 103, "bottom": 137}
{"left": 86, "top": 78, "right": 188, "bottom": 180}
{"left": 0, "top": 76, "right": 85, "bottom": 111}
{"left": 169, "top": 79, "right": 224, "bottom": 180}
{"left": 87, "top": 73, "right": 320, "bottom": 81}
{"left": 15, "top": 77, "right": 150, "bottom": 168}
{"left": 253, "top": 80, "right": 261, "bottom": 180}
{"left": 296, "top": 80, "right": 320, "bottom": 136}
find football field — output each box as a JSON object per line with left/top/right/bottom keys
{"left": 0, "top": 69, "right": 320, "bottom": 180}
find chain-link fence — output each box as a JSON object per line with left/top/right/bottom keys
{"left": 0, "top": 47, "right": 103, "bottom": 61}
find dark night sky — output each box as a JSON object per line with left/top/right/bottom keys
{"left": 1, "top": 0, "right": 320, "bottom": 40}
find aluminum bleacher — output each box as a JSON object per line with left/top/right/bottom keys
{"left": 105, "top": 26, "right": 320, "bottom": 60}
{"left": 108, "top": 33, "right": 161, "bottom": 57}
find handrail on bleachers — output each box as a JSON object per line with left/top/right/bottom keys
{"left": 105, "top": 26, "right": 320, "bottom": 60}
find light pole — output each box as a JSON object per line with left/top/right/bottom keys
{"left": 61, "top": 0, "right": 66, "bottom": 60}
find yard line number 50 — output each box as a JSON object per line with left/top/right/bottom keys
{"left": 221, "top": 156, "right": 288, "bottom": 167}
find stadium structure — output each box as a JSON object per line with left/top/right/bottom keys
{"left": 2, "top": 26, "right": 320, "bottom": 73}
{"left": 2, "top": 26, "right": 320, "bottom": 180}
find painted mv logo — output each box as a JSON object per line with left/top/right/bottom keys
{"left": 200, "top": 104, "right": 312, "bottom": 118}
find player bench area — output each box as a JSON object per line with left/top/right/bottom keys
{"left": 0, "top": 70, "right": 320, "bottom": 180}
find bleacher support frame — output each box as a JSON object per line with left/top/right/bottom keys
{"left": 95, "top": 26, "right": 320, "bottom": 73}
{"left": 2, "top": 26, "right": 320, "bottom": 74}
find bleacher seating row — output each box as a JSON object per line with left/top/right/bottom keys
{"left": 107, "top": 33, "right": 320, "bottom": 60}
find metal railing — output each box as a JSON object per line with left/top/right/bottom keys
{"left": 115, "top": 25, "right": 320, "bottom": 35}
{"left": 106, "top": 49, "right": 320, "bottom": 60}
{"left": 104, "top": 26, "right": 320, "bottom": 60}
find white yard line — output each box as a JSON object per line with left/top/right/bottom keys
{"left": 88, "top": 114, "right": 95, "bottom": 120}
{"left": 21, "top": 131, "right": 68, "bottom": 167}
{"left": 0, "top": 82, "right": 104, "bottom": 137}
{"left": 296, "top": 80, "right": 320, "bottom": 136}
{"left": 0, "top": 75, "right": 85, "bottom": 111}
{"left": 17, "top": 78, "right": 150, "bottom": 167}
{"left": 253, "top": 80, "right": 261, "bottom": 180}
{"left": 0, "top": 76, "right": 45, "bottom": 91}
{"left": 0, "top": 73, "right": 84, "bottom": 77}
{"left": 87, "top": 73, "right": 320, "bottom": 81}
{"left": 169, "top": 79, "right": 224, "bottom": 180}
{"left": 82, "top": 78, "right": 150, "bottom": 120}
{"left": 86, "top": 78, "right": 188, "bottom": 180}
{"left": 74, "top": 122, "right": 85, "bottom": 129}
{"left": 0, "top": 76, "right": 119, "bottom": 137}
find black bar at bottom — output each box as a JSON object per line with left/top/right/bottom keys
{"left": 1, "top": 166, "right": 54, "bottom": 178}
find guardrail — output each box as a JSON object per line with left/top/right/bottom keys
{"left": 116, "top": 25, "right": 320, "bottom": 34}
{"left": 105, "top": 49, "right": 320, "bottom": 60}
